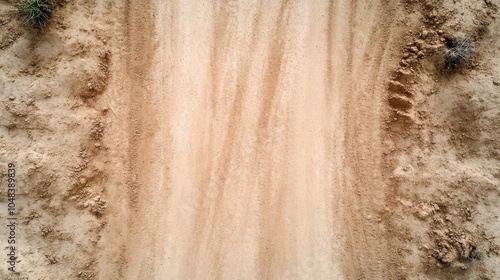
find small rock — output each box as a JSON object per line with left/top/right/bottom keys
{"left": 9, "top": 96, "right": 15, "bottom": 100}
{"left": 410, "top": 46, "right": 419, "bottom": 53}
{"left": 421, "top": 30, "right": 428, "bottom": 39}
{"left": 403, "top": 53, "right": 410, "bottom": 58}
{"left": 83, "top": 199, "right": 95, "bottom": 208}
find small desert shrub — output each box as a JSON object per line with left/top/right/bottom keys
{"left": 444, "top": 37, "right": 474, "bottom": 69}
{"left": 19, "top": 0, "right": 53, "bottom": 28}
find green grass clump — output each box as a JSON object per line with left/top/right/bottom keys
{"left": 19, "top": 0, "right": 53, "bottom": 28}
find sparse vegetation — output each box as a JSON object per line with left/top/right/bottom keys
{"left": 19, "top": 0, "right": 53, "bottom": 28}
{"left": 444, "top": 37, "right": 474, "bottom": 69}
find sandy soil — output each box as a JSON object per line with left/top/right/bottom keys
{"left": 384, "top": 0, "right": 500, "bottom": 279}
{"left": 116, "top": 0, "right": 401, "bottom": 279}
{"left": 0, "top": 0, "right": 499, "bottom": 279}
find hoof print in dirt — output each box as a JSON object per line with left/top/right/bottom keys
{"left": 388, "top": 80, "right": 415, "bottom": 98}
{"left": 389, "top": 95, "right": 414, "bottom": 112}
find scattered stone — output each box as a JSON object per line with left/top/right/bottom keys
{"left": 395, "top": 68, "right": 413, "bottom": 78}
{"left": 421, "top": 30, "right": 429, "bottom": 39}
{"left": 89, "top": 200, "right": 106, "bottom": 216}
{"left": 45, "top": 254, "right": 58, "bottom": 264}
{"left": 9, "top": 96, "right": 15, "bottom": 100}
{"left": 90, "top": 121, "right": 105, "bottom": 140}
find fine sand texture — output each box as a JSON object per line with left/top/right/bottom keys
{"left": 1, "top": 0, "right": 499, "bottom": 279}
{"left": 119, "top": 0, "right": 398, "bottom": 279}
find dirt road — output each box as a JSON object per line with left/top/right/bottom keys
{"left": 3, "top": 0, "right": 500, "bottom": 278}
{"left": 117, "top": 0, "right": 399, "bottom": 279}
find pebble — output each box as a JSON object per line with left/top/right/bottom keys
{"left": 421, "top": 30, "right": 428, "bottom": 39}
{"left": 410, "top": 46, "right": 419, "bottom": 53}
{"left": 403, "top": 53, "right": 410, "bottom": 58}
{"left": 9, "top": 96, "right": 15, "bottom": 100}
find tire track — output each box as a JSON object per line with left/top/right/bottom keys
{"left": 119, "top": 0, "right": 400, "bottom": 279}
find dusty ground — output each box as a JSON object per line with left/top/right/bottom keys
{"left": 0, "top": 0, "right": 499, "bottom": 279}
{"left": 385, "top": 0, "right": 500, "bottom": 279}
